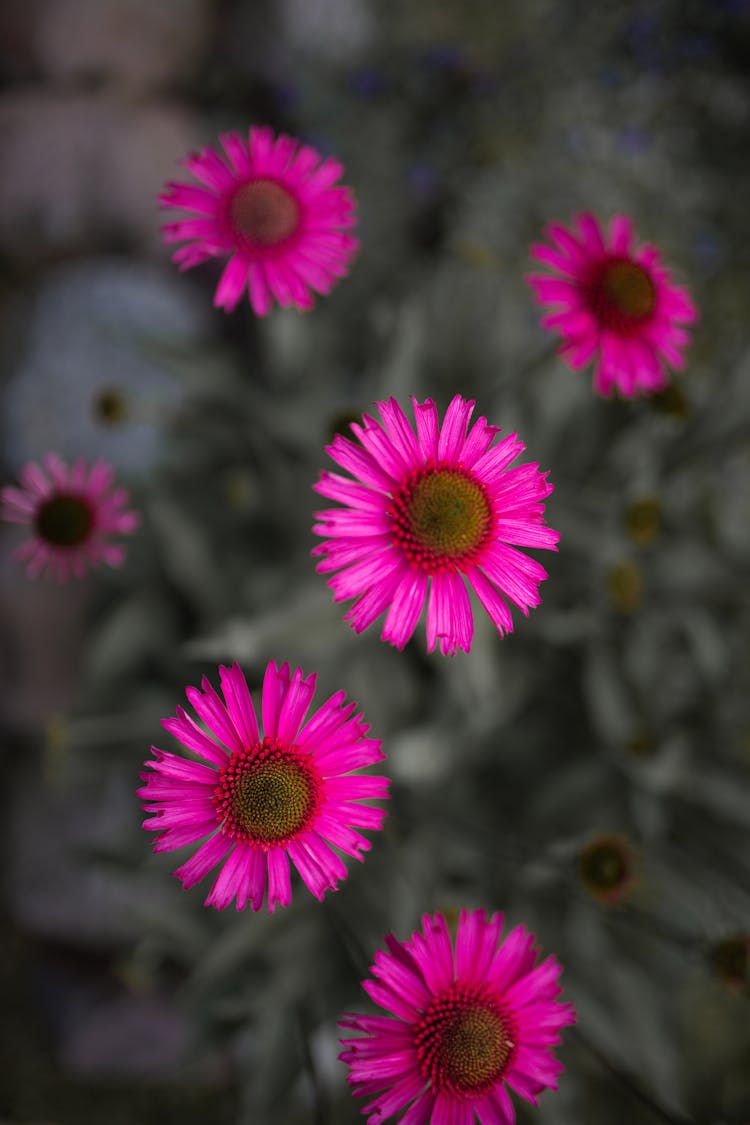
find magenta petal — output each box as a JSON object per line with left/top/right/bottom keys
{"left": 267, "top": 848, "right": 292, "bottom": 912}
{"left": 173, "top": 832, "right": 232, "bottom": 889}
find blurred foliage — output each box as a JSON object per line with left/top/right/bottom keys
{"left": 1, "top": 0, "right": 750, "bottom": 1124}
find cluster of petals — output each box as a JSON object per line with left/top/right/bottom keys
{"left": 160, "top": 126, "right": 358, "bottom": 315}
{"left": 313, "top": 395, "right": 558, "bottom": 656}
{"left": 340, "top": 908, "right": 576, "bottom": 1124}
{"left": 527, "top": 212, "right": 697, "bottom": 398}
{"left": 0, "top": 453, "right": 138, "bottom": 581}
{"left": 139, "top": 661, "right": 389, "bottom": 912}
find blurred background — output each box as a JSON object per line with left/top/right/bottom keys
{"left": 1, "top": 0, "right": 750, "bottom": 1122}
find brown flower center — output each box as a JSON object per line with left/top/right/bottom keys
{"left": 585, "top": 259, "right": 656, "bottom": 334}
{"left": 414, "top": 984, "right": 513, "bottom": 1099}
{"left": 35, "top": 495, "right": 94, "bottom": 548}
{"left": 92, "top": 388, "right": 129, "bottom": 427}
{"left": 390, "top": 467, "right": 492, "bottom": 574}
{"left": 212, "top": 736, "right": 322, "bottom": 847}
{"left": 230, "top": 180, "right": 300, "bottom": 247}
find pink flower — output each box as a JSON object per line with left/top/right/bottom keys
{"left": 0, "top": 453, "right": 138, "bottom": 581}
{"left": 139, "top": 661, "right": 389, "bottom": 912}
{"left": 340, "top": 909, "right": 576, "bottom": 1124}
{"left": 527, "top": 213, "right": 697, "bottom": 398}
{"left": 312, "top": 396, "right": 558, "bottom": 656}
{"left": 159, "top": 126, "right": 358, "bottom": 315}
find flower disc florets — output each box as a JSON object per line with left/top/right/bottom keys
{"left": 36, "top": 494, "right": 94, "bottom": 548}
{"left": 414, "top": 983, "right": 514, "bottom": 1098}
{"left": 213, "top": 736, "right": 323, "bottom": 847}
{"left": 585, "top": 258, "right": 656, "bottom": 333}
{"left": 229, "top": 180, "right": 300, "bottom": 249}
{"left": 390, "top": 465, "right": 492, "bottom": 574}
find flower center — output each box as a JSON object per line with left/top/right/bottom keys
{"left": 390, "top": 467, "right": 492, "bottom": 574}
{"left": 578, "top": 835, "right": 632, "bottom": 901}
{"left": 35, "top": 495, "right": 94, "bottom": 548}
{"left": 212, "top": 736, "right": 322, "bottom": 847}
{"left": 585, "top": 259, "right": 656, "bottom": 334}
{"left": 230, "top": 180, "right": 300, "bottom": 247}
{"left": 92, "top": 387, "right": 128, "bottom": 427}
{"left": 414, "top": 984, "right": 514, "bottom": 1099}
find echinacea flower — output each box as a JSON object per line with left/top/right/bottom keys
{"left": 159, "top": 126, "right": 358, "bottom": 314}
{"left": 139, "top": 661, "right": 389, "bottom": 912}
{"left": 1, "top": 453, "right": 138, "bottom": 581}
{"left": 312, "top": 395, "right": 558, "bottom": 656}
{"left": 527, "top": 213, "right": 697, "bottom": 398}
{"left": 339, "top": 908, "right": 575, "bottom": 1124}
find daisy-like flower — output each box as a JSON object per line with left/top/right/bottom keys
{"left": 1, "top": 453, "right": 138, "bottom": 581}
{"left": 139, "top": 661, "right": 389, "bottom": 912}
{"left": 312, "top": 395, "right": 558, "bottom": 656}
{"left": 527, "top": 213, "right": 697, "bottom": 398}
{"left": 159, "top": 126, "right": 358, "bottom": 315}
{"left": 340, "top": 908, "right": 576, "bottom": 1124}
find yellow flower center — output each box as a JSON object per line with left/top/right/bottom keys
{"left": 390, "top": 467, "right": 492, "bottom": 573}
{"left": 213, "top": 737, "right": 321, "bottom": 847}
{"left": 414, "top": 985, "right": 513, "bottom": 1098}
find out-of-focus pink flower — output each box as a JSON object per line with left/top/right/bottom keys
{"left": 527, "top": 213, "right": 697, "bottom": 397}
{"left": 1, "top": 453, "right": 138, "bottom": 581}
{"left": 160, "top": 126, "right": 358, "bottom": 314}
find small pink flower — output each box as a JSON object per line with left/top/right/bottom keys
{"left": 527, "top": 213, "right": 697, "bottom": 398}
{"left": 139, "top": 661, "right": 389, "bottom": 912}
{"left": 312, "top": 395, "right": 558, "bottom": 656}
{"left": 1, "top": 453, "right": 138, "bottom": 581}
{"left": 159, "top": 126, "right": 358, "bottom": 315}
{"left": 340, "top": 909, "right": 576, "bottom": 1124}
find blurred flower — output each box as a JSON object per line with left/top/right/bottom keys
{"left": 527, "top": 213, "right": 697, "bottom": 397}
{"left": 313, "top": 395, "right": 558, "bottom": 656}
{"left": 607, "top": 559, "right": 644, "bottom": 613}
{"left": 160, "top": 126, "right": 358, "bottom": 314}
{"left": 2, "top": 260, "right": 202, "bottom": 475}
{"left": 339, "top": 908, "right": 575, "bottom": 1122}
{"left": 577, "top": 833, "right": 637, "bottom": 905}
{"left": 1, "top": 453, "right": 138, "bottom": 581}
{"left": 625, "top": 496, "right": 662, "bottom": 547}
{"left": 139, "top": 661, "right": 389, "bottom": 912}
{"left": 711, "top": 935, "right": 749, "bottom": 993}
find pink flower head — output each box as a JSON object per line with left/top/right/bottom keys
{"left": 312, "top": 395, "right": 558, "bottom": 656}
{"left": 527, "top": 213, "right": 697, "bottom": 398}
{"left": 139, "top": 661, "right": 389, "bottom": 912}
{"left": 340, "top": 909, "right": 576, "bottom": 1124}
{"left": 0, "top": 453, "right": 138, "bottom": 581}
{"left": 159, "top": 126, "right": 358, "bottom": 315}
